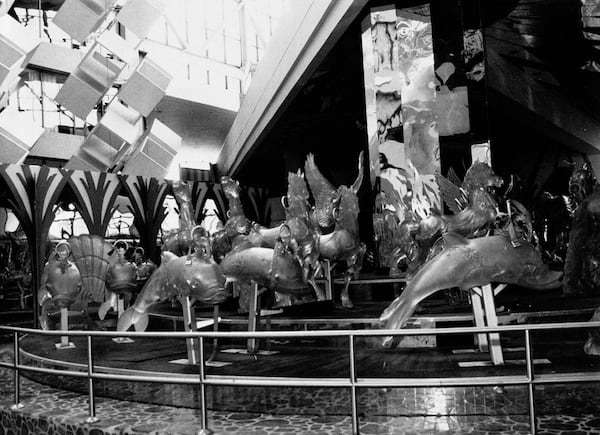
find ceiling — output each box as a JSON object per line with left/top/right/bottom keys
{"left": 232, "top": 0, "right": 600, "bottom": 199}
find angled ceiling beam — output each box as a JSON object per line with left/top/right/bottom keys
{"left": 216, "top": 0, "right": 368, "bottom": 177}
{"left": 487, "top": 46, "right": 600, "bottom": 155}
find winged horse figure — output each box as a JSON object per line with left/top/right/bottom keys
{"left": 304, "top": 152, "right": 366, "bottom": 308}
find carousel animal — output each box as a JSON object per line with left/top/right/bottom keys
{"left": 211, "top": 176, "right": 254, "bottom": 262}
{"left": 117, "top": 228, "right": 229, "bottom": 332}
{"left": 380, "top": 233, "right": 563, "bottom": 347}
{"left": 162, "top": 181, "right": 198, "bottom": 256}
{"left": 584, "top": 306, "right": 600, "bottom": 356}
{"left": 38, "top": 241, "right": 82, "bottom": 330}
{"left": 304, "top": 152, "right": 366, "bottom": 308}
{"left": 132, "top": 246, "right": 156, "bottom": 288}
{"left": 220, "top": 225, "right": 310, "bottom": 297}
{"left": 238, "top": 171, "right": 324, "bottom": 300}
{"left": 395, "top": 162, "right": 516, "bottom": 278}
{"left": 98, "top": 241, "right": 138, "bottom": 320}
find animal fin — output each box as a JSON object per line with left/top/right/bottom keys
{"left": 117, "top": 307, "right": 149, "bottom": 332}
{"left": 98, "top": 298, "right": 114, "bottom": 320}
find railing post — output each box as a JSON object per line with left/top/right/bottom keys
{"left": 86, "top": 335, "right": 98, "bottom": 423}
{"left": 349, "top": 334, "right": 359, "bottom": 435}
{"left": 198, "top": 336, "right": 213, "bottom": 435}
{"left": 10, "top": 331, "right": 23, "bottom": 410}
{"left": 524, "top": 329, "right": 536, "bottom": 434}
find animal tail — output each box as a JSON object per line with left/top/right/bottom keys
{"left": 117, "top": 307, "right": 149, "bottom": 332}
{"left": 97, "top": 293, "right": 117, "bottom": 320}
{"left": 379, "top": 295, "right": 417, "bottom": 348}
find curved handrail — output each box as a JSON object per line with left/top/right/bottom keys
{"left": 1, "top": 321, "right": 599, "bottom": 435}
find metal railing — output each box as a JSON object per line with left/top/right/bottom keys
{"left": 1, "top": 321, "right": 599, "bottom": 435}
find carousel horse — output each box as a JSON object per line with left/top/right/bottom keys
{"left": 117, "top": 227, "right": 229, "bottom": 332}
{"left": 38, "top": 241, "right": 82, "bottom": 330}
{"left": 162, "top": 181, "right": 198, "bottom": 256}
{"left": 304, "top": 152, "right": 366, "bottom": 308}
{"left": 211, "top": 176, "right": 254, "bottom": 263}
{"left": 380, "top": 233, "right": 563, "bottom": 347}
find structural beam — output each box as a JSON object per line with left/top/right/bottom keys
{"left": 216, "top": 0, "right": 368, "bottom": 176}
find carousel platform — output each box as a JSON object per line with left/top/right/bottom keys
{"left": 2, "top": 286, "right": 600, "bottom": 434}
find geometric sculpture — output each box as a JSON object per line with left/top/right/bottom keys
{"left": 122, "top": 119, "right": 182, "bottom": 179}
{"left": 0, "top": 15, "right": 40, "bottom": 89}
{"left": 51, "top": 0, "right": 118, "bottom": 43}
{"left": 0, "top": 0, "right": 15, "bottom": 17}
{"left": 54, "top": 42, "right": 126, "bottom": 119}
{"left": 95, "top": 99, "right": 144, "bottom": 147}
{"left": 118, "top": 55, "right": 172, "bottom": 117}
{"left": 0, "top": 109, "right": 44, "bottom": 164}
{"left": 116, "top": 0, "right": 169, "bottom": 40}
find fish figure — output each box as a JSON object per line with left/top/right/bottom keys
{"left": 38, "top": 241, "right": 82, "bottom": 329}
{"left": 220, "top": 227, "right": 309, "bottom": 296}
{"left": 380, "top": 233, "right": 563, "bottom": 347}
{"left": 117, "top": 251, "right": 228, "bottom": 332}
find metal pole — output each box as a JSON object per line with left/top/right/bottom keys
{"left": 86, "top": 335, "right": 98, "bottom": 423}
{"left": 524, "top": 329, "right": 536, "bottom": 434}
{"left": 197, "top": 336, "right": 213, "bottom": 435}
{"left": 37, "top": 0, "right": 42, "bottom": 38}
{"left": 10, "top": 331, "right": 23, "bottom": 410}
{"left": 349, "top": 334, "right": 359, "bottom": 435}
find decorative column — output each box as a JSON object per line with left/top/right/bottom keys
{"left": 361, "top": 4, "right": 441, "bottom": 224}
{"left": 209, "top": 182, "right": 229, "bottom": 224}
{"left": 191, "top": 181, "right": 211, "bottom": 224}
{"left": 120, "top": 175, "right": 169, "bottom": 263}
{"left": 0, "top": 164, "right": 69, "bottom": 327}
{"left": 66, "top": 170, "right": 122, "bottom": 236}
{"left": 242, "top": 186, "right": 270, "bottom": 226}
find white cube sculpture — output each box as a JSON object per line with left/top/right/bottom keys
{"left": 0, "top": 109, "right": 44, "bottom": 164}
{"left": 122, "top": 119, "right": 181, "bottom": 179}
{"left": 117, "top": 0, "right": 169, "bottom": 40}
{"left": 0, "top": 15, "right": 40, "bottom": 89}
{"left": 118, "top": 56, "right": 171, "bottom": 117}
{"left": 55, "top": 43, "right": 125, "bottom": 119}
{"left": 52, "top": 0, "right": 118, "bottom": 43}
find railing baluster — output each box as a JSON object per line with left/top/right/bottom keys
{"left": 11, "top": 331, "right": 23, "bottom": 410}
{"left": 198, "top": 336, "right": 211, "bottom": 435}
{"left": 349, "top": 334, "right": 359, "bottom": 435}
{"left": 524, "top": 329, "right": 536, "bottom": 434}
{"left": 86, "top": 335, "right": 98, "bottom": 423}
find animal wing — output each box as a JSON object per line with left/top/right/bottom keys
{"left": 436, "top": 173, "right": 468, "bottom": 214}
{"left": 304, "top": 153, "right": 337, "bottom": 228}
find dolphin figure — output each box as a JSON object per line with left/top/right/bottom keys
{"left": 380, "top": 233, "right": 563, "bottom": 347}
{"left": 117, "top": 251, "right": 228, "bottom": 332}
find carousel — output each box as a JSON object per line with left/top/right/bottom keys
{"left": 1, "top": 0, "right": 600, "bottom": 434}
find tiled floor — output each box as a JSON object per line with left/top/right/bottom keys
{"left": 2, "top": 344, "right": 600, "bottom": 434}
